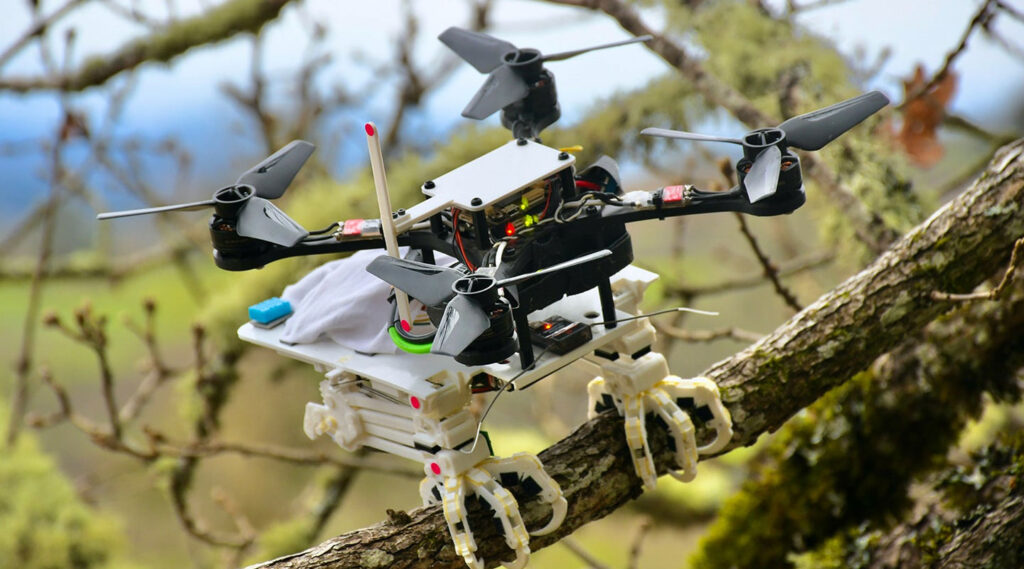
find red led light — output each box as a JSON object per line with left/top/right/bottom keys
{"left": 505, "top": 222, "right": 516, "bottom": 236}
{"left": 401, "top": 319, "right": 411, "bottom": 332}
{"left": 543, "top": 322, "right": 553, "bottom": 330}
{"left": 430, "top": 462, "right": 441, "bottom": 475}
{"left": 410, "top": 396, "right": 421, "bottom": 409}
{"left": 364, "top": 123, "right": 375, "bottom": 136}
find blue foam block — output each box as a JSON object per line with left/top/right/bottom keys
{"left": 248, "top": 297, "right": 293, "bottom": 324}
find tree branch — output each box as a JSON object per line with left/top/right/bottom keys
{"left": 0, "top": 0, "right": 297, "bottom": 93}
{"left": 247, "top": 140, "right": 1024, "bottom": 569}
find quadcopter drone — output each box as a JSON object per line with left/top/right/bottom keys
{"left": 99, "top": 27, "right": 889, "bottom": 569}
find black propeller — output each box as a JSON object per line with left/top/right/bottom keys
{"left": 367, "top": 249, "right": 612, "bottom": 357}
{"left": 440, "top": 27, "right": 652, "bottom": 121}
{"left": 642, "top": 90, "right": 889, "bottom": 202}
{"left": 97, "top": 140, "right": 315, "bottom": 247}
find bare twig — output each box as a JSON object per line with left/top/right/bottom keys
{"left": 653, "top": 321, "right": 763, "bottom": 344}
{"left": 780, "top": 0, "right": 854, "bottom": 17}
{"left": 904, "top": 0, "right": 996, "bottom": 104}
{"left": 932, "top": 237, "right": 1024, "bottom": 301}
{"left": 734, "top": 213, "right": 803, "bottom": 312}
{"left": 5, "top": 46, "right": 72, "bottom": 445}
{"left": 668, "top": 249, "right": 834, "bottom": 300}
{"left": 982, "top": 21, "right": 1024, "bottom": 63}
{"left": 0, "top": 0, "right": 298, "bottom": 93}
{"left": 211, "top": 486, "right": 258, "bottom": 547}
{"left": 0, "top": 0, "right": 88, "bottom": 70}
{"left": 539, "top": 0, "right": 898, "bottom": 254}
{"left": 996, "top": 0, "right": 1024, "bottom": 23}
{"left": 118, "top": 299, "right": 175, "bottom": 422}
{"left": 625, "top": 518, "right": 652, "bottom": 569}
{"left": 97, "top": 0, "right": 164, "bottom": 28}
{"left": 380, "top": 0, "right": 493, "bottom": 151}
{"left": 5, "top": 193, "right": 60, "bottom": 448}
{"left": 561, "top": 538, "right": 614, "bottom": 569}
{"left": 303, "top": 454, "right": 372, "bottom": 545}
{"left": 944, "top": 112, "right": 1018, "bottom": 145}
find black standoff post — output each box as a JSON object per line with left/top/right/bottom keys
{"left": 429, "top": 213, "right": 446, "bottom": 238}
{"left": 420, "top": 248, "right": 435, "bottom": 265}
{"left": 512, "top": 304, "right": 535, "bottom": 370}
{"left": 598, "top": 278, "right": 616, "bottom": 329}
{"left": 472, "top": 209, "right": 489, "bottom": 249}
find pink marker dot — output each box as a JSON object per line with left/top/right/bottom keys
{"left": 364, "top": 123, "right": 375, "bottom": 136}
{"left": 430, "top": 462, "right": 441, "bottom": 475}
{"left": 401, "top": 319, "right": 411, "bottom": 332}
{"left": 410, "top": 396, "right": 421, "bottom": 410}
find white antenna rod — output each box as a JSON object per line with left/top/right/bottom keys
{"left": 365, "top": 122, "right": 413, "bottom": 330}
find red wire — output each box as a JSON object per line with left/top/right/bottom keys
{"left": 538, "top": 186, "right": 553, "bottom": 220}
{"left": 452, "top": 208, "right": 476, "bottom": 272}
{"left": 575, "top": 180, "right": 601, "bottom": 191}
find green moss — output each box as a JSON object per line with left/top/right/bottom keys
{"left": 359, "top": 548, "right": 395, "bottom": 568}
{"left": 983, "top": 202, "right": 1019, "bottom": 217}
{"left": 801, "top": 433, "right": 1024, "bottom": 568}
{"left": 693, "top": 283, "right": 1024, "bottom": 569}
{"left": 0, "top": 401, "right": 128, "bottom": 569}
{"left": 879, "top": 292, "right": 913, "bottom": 326}
{"left": 245, "top": 518, "right": 316, "bottom": 565}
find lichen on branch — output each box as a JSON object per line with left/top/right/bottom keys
{"left": 0, "top": 0, "right": 297, "bottom": 93}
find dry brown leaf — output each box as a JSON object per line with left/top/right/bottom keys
{"left": 896, "top": 64, "right": 957, "bottom": 167}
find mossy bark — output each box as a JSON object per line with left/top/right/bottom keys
{"left": 692, "top": 207, "right": 1024, "bottom": 568}
{"left": 247, "top": 142, "right": 1024, "bottom": 568}
{"left": 802, "top": 438, "right": 1024, "bottom": 569}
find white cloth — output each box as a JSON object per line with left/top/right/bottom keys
{"left": 279, "top": 248, "right": 456, "bottom": 354}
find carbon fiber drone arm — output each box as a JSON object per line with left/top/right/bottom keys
{"left": 212, "top": 228, "right": 454, "bottom": 271}
{"left": 583, "top": 182, "right": 806, "bottom": 235}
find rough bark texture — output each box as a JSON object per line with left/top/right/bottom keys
{"left": 1, "top": 0, "right": 295, "bottom": 93}
{"left": 692, "top": 238, "right": 1024, "bottom": 568}
{"left": 712, "top": 141, "right": 1024, "bottom": 448}
{"left": 846, "top": 440, "right": 1024, "bottom": 569}
{"left": 866, "top": 495, "right": 1024, "bottom": 569}
{"left": 249, "top": 141, "right": 1024, "bottom": 569}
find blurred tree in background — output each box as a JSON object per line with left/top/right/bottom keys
{"left": 1, "top": 0, "right": 1023, "bottom": 568}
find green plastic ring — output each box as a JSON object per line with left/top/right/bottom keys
{"left": 388, "top": 326, "right": 433, "bottom": 354}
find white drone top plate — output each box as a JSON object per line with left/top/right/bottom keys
{"left": 239, "top": 264, "right": 658, "bottom": 393}
{"left": 395, "top": 139, "right": 574, "bottom": 230}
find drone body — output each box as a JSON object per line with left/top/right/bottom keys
{"left": 97, "top": 25, "right": 890, "bottom": 569}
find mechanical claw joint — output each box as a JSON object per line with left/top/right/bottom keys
{"left": 587, "top": 349, "right": 733, "bottom": 489}
{"left": 420, "top": 448, "right": 566, "bottom": 569}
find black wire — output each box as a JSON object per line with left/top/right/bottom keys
{"left": 473, "top": 343, "right": 556, "bottom": 429}
{"left": 301, "top": 234, "right": 338, "bottom": 243}
{"left": 308, "top": 221, "right": 340, "bottom": 235}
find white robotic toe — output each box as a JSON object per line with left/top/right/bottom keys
{"left": 587, "top": 354, "right": 733, "bottom": 489}
{"left": 421, "top": 451, "right": 566, "bottom": 569}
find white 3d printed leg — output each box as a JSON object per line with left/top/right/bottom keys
{"left": 303, "top": 367, "right": 565, "bottom": 569}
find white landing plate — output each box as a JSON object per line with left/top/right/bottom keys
{"left": 239, "top": 265, "right": 658, "bottom": 392}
